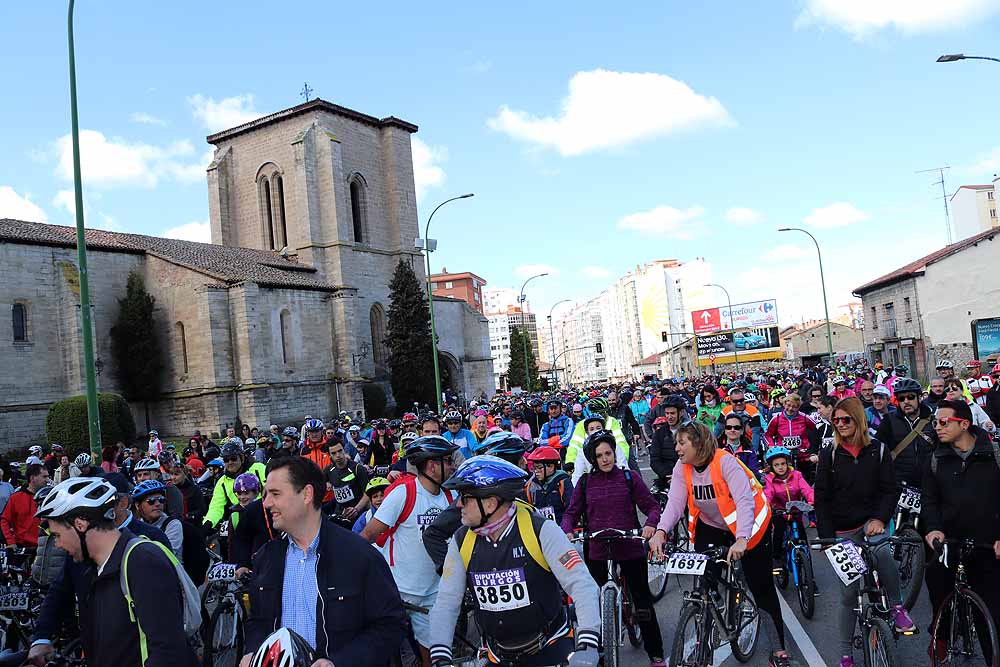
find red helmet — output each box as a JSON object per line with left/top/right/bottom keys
{"left": 526, "top": 446, "right": 561, "bottom": 464}
{"left": 402, "top": 412, "right": 418, "bottom": 423}
{"left": 967, "top": 360, "right": 982, "bottom": 368}
{"left": 653, "top": 416, "right": 669, "bottom": 426}
{"left": 992, "top": 362, "right": 1000, "bottom": 374}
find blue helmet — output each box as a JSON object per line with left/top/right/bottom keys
{"left": 207, "top": 457, "right": 224, "bottom": 469}
{"left": 764, "top": 446, "right": 792, "bottom": 464}
{"left": 303, "top": 418, "right": 324, "bottom": 432}
{"left": 479, "top": 432, "right": 527, "bottom": 458}
{"left": 131, "top": 479, "right": 166, "bottom": 502}
{"left": 443, "top": 455, "right": 529, "bottom": 500}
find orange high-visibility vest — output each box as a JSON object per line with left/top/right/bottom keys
{"left": 684, "top": 449, "right": 771, "bottom": 549}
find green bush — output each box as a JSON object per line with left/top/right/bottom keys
{"left": 362, "top": 383, "right": 388, "bottom": 418}
{"left": 46, "top": 392, "right": 137, "bottom": 452}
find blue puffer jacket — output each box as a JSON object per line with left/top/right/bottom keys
{"left": 539, "top": 415, "right": 574, "bottom": 447}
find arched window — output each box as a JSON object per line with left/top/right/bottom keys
{"left": 274, "top": 175, "right": 287, "bottom": 249}
{"left": 175, "top": 322, "right": 189, "bottom": 374}
{"left": 260, "top": 177, "right": 275, "bottom": 250}
{"left": 370, "top": 304, "right": 386, "bottom": 367}
{"left": 349, "top": 176, "right": 367, "bottom": 243}
{"left": 12, "top": 303, "right": 27, "bottom": 342}
{"left": 279, "top": 310, "right": 292, "bottom": 364}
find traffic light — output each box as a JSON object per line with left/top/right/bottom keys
{"left": 661, "top": 331, "right": 668, "bottom": 342}
{"left": 595, "top": 342, "right": 602, "bottom": 354}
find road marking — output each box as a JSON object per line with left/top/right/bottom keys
{"left": 777, "top": 594, "right": 827, "bottom": 667}
{"left": 640, "top": 466, "right": 653, "bottom": 473}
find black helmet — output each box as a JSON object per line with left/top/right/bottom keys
{"left": 892, "top": 378, "right": 922, "bottom": 395}
{"left": 220, "top": 441, "right": 243, "bottom": 459}
{"left": 404, "top": 435, "right": 458, "bottom": 464}
{"left": 249, "top": 627, "right": 316, "bottom": 667}
{"left": 527, "top": 398, "right": 543, "bottom": 408}
{"left": 546, "top": 399, "right": 563, "bottom": 409}
{"left": 659, "top": 395, "right": 688, "bottom": 410}
{"left": 582, "top": 430, "right": 618, "bottom": 467}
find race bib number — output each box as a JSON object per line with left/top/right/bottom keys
{"left": 207, "top": 563, "right": 238, "bottom": 582}
{"left": 333, "top": 485, "right": 355, "bottom": 504}
{"left": 821, "top": 436, "right": 834, "bottom": 449}
{"left": 374, "top": 466, "right": 389, "bottom": 477}
{"left": 825, "top": 542, "right": 867, "bottom": 586}
{"left": 786, "top": 501, "right": 812, "bottom": 514}
{"left": 0, "top": 591, "right": 29, "bottom": 611}
{"left": 0, "top": 549, "right": 7, "bottom": 571}
{"left": 781, "top": 436, "right": 803, "bottom": 449}
{"left": 897, "top": 488, "right": 921, "bottom": 513}
{"left": 218, "top": 520, "right": 230, "bottom": 537}
{"left": 537, "top": 506, "right": 556, "bottom": 521}
{"left": 663, "top": 552, "right": 709, "bottom": 576}
{"left": 471, "top": 568, "right": 531, "bottom": 612}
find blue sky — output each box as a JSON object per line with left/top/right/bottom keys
{"left": 2, "top": 1, "right": 1000, "bottom": 326}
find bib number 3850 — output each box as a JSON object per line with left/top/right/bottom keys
{"left": 471, "top": 568, "right": 532, "bottom": 612}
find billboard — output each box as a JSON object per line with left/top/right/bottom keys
{"left": 692, "top": 299, "right": 779, "bottom": 335}
{"left": 696, "top": 326, "right": 783, "bottom": 366}
{"left": 971, "top": 318, "right": 1000, "bottom": 360}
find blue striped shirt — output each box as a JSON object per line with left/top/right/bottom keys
{"left": 281, "top": 529, "right": 321, "bottom": 649}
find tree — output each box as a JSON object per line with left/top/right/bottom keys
{"left": 109, "top": 271, "right": 165, "bottom": 431}
{"left": 46, "top": 392, "right": 136, "bottom": 453}
{"left": 386, "top": 259, "right": 434, "bottom": 411}
{"left": 508, "top": 326, "right": 540, "bottom": 391}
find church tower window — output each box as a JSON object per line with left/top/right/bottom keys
{"left": 175, "top": 322, "right": 189, "bottom": 374}
{"left": 274, "top": 175, "right": 288, "bottom": 249}
{"left": 12, "top": 303, "right": 27, "bottom": 342}
{"left": 370, "top": 303, "right": 386, "bottom": 368}
{"left": 349, "top": 175, "right": 367, "bottom": 243}
{"left": 260, "top": 177, "right": 275, "bottom": 250}
{"left": 279, "top": 310, "right": 292, "bottom": 364}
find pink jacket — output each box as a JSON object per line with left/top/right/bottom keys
{"left": 831, "top": 387, "right": 855, "bottom": 401}
{"left": 764, "top": 469, "right": 814, "bottom": 512}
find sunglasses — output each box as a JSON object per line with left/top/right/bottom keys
{"left": 731, "top": 399, "right": 745, "bottom": 404}
{"left": 144, "top": 496, "right": 165, "bottom": 505}
{"left": 810, "top": 394, "right": 823, "bottom": 399}
{"left": 832, "top": 416, "right": 853, "bottom": 425}
{"left": 935, "top": 417, "right": 967, "bottom": 427}
{"left": 896, "top": 393, "right": 919, "bottom": 401}
{"left": 223, "top": 456, "right": 240, "bottom": 463}
{"left": 724, "top": 425, "right": 743, "bottom": 431}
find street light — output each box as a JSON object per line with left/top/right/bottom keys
{"left": 419, "top": 193, "right": 474, "bottom": 414}
{"left": 705, "top": 283, "right": 739, "bottom": 373}
{"left": 518, "top": 273, "right": 548, "bottom": 392}
{"left": 778, "top": 227, "right": 834, "bottom": 362}
{"left": 68, "top": 0, "right": 102, "bottom": 458}
{"left": 547, "top": 299, "right": 572, "bottom": 389}
{"left": 937, "top": 53, "right": 1000, "bottom": 64}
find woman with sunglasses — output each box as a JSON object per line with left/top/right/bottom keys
{"left": 719, "top": 413, "right": 763, "bottom": 482}
{"left": 944, "top": 378, "right": 995, "bottom": 431}
{"left": 814, "top": 397, "right": 914, "bottom": 667}
{"left": 368, "top": 420, "right": 395, "bottom": 468}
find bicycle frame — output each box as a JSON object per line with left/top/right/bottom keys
{"left": 782, "top": 511, "right": 810, "bottom": 588}
{"left": 681, "top": 548, "right": 757, "bottom": 648}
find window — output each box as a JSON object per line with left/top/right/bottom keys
{"left": 445, "top": 281, "right": 453, "bottom": 289}
{"left": 370, "top": 304, "right": 386, "bottom": 368}
{"left": 175, "top": 322, "right": 189, "bottom": 374}
{"left": 991, "top": 208, "right": 997, "bottom": 219}
{"left": 903, "top": 297, "right": 912, "bottom": 322}
{"left": 989, "top": 191, "right": 995, "bottom": 200}
{"left": 260, "top": 178, "right": 275, "bottom": 249}
{"left": 474, "top": 292, "right": 480, "bottom": 302}
{"left": 279, "top": 310, "right": 292, "bottom": 364}
{"left": 274, "top": 175, "right": 288, "bottom": 249}
{"left": 257, "top": 164, "right": 286, "bottom": 250}
{"left": 12, "top": 303, "right": 27, "bottom": 342}
{"left": 871, "top": 306, "right": 878, "bottom": 329}
{"left": 349, "top": 176, "right": 367, "bottom": 243}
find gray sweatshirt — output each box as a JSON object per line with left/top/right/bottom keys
{"left": 428, "top": 518, "right": 600, "bottom": 662}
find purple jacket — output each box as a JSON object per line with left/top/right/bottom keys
{"left": 560, "top": 466, "right": 660, "bottom": 561}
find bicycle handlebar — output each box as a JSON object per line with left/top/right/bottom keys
{"left": 930, "top": 537, "right": 996, "bottom": 556}
{"left": 812, "top": 535, "right": 922, "bottom": 549}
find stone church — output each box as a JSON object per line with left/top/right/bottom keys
{"left": 0, "top": 98, "right": 494, "bottom": 447}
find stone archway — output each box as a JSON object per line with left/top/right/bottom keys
{"left": 438, "top": 351, "right": 464, "bottom": 403}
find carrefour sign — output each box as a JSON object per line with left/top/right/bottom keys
{"left": 691, "top": 299, "right": 778, "bottom": 334}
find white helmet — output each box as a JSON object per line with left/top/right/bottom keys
{"left": 134, "top": 458, "right": 161, "bottom": 473}
{"left": 936, "top": 359, "right": 954, "bottom": 369}
{"left": 35, "top": 477, "right": 116, "bottom": 522}
{"left": 74, "top": 453, "right": 93, "bottom": 468}
{"left": 28, "top": 445, "right": 43, "bottom": 457}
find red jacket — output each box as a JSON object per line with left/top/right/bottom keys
{"left": 1, "top": 488, "right": 39, "bottom": 547}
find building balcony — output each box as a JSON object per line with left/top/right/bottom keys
{"left": 879, "top": 319, "right": 898, "bottom": 339}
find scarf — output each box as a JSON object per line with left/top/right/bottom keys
{"left": 473, "top": 504, "right": 517, "bottom": 537}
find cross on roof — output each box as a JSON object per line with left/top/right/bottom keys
{"left": 300, "top": 82, "right": 314, "bottom": 102}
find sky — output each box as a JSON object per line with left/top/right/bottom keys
{"left": 2, "top": 1, "right": 1000, "bottom": 327}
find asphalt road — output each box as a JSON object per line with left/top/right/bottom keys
{"left": 619, "top": 462, "right": 935, "bottom": 667}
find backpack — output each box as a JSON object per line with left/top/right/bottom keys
{"left": 163, "top": 516, "right": 211, "bottom": 586}
{"left": 575, "top": 469, "right": 636, "bottom": 530}
{"left": 458, "top": 501, "right": 549, "bottom": 572}
{"left": 120, "top": 537, "right": 202, "bottom": 662}
{"left": 930, "top": 439, "right": 1000, "bottom": 474}
{"left": 374, "top": 473, "right": 454, "bottom": 565}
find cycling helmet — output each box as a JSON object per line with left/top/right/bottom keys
{"left": 348, "top": 424, "right": 361, "bottom": 433}
{"left": 207, "top": 457, "right": 224, "bottom": 469}
{"left": 764, "top": 446, "right": 792, "bottom": 464}
{"left": 282, "top": 426, "right": 299, "bottom": 439}
{"left": 303, "top": 418, "right": 324, "bottom": 432}
{"left": 233, "top": 472, "right": 261, "bottom": 495}
{"left": 872, "top": 384, "right": 891, "bottom": 397}
{"left": 652, "top": 416, "right": 669, "bottom": 426}
{"left": 403, "top": 435, "right": 458, "bottom": 464}
{"left": 769, "top": 388, "right": 786, "bottom": 399}
{"left": 546, "top": 399, "right": 563, "bottom": 409}
{"left": 35, "top": 477, "right": 116, "bottom": 522}
{"left": 892, "top": 378, "right": 922, "bottom": 395}
{"left": 582, "top": 415, "right": 606, "bottom": 432}
{"left": 571, "top": 403, "right": 584, "bottom": 413}
{"left": 936, "top": 360, "right": 954, "bottom": 370}
{"left": 34, "top": 484, "right": 54, "bottom": 503}
{"left": 388, "top": 419, "right": 402, "bottom": 430}
{"left": 158, "top": 451, "right": 176, "bottom": 466}
{"left": 587, "top": 397, "right": 610, "bottom": 416}
{"left": 659, "top": 395, "right": 688, "bottom": 410}
{"left": 133, "top": 458, "right": 161, "bottom": 473}
{"left": 832, "top": 376, "right": 846, "bottom": 385}
{"left": 402, "top": 412, "right": 418, "bottom": 423}
{"left": 992, "top": 362, "right": 1000, "bottom": 374}
{"left": 51, "top": 443, "right": 64, "bottom": 452}
{"left": 444, "top": 410, "right": 463, "bottom": 423}
{"left": 966, "top": 360, "right": 982, "bottom": 368}
{"left": 74, "top": 453, "right": 92, "bottom": 468}
{"left": 480, "top": 432, "right": 527, "bottom": 459}
{"left": 528, "top": 398, "right": 543, "bottom": 408}
{"left": 894, "top": 364, "right": 909, "bottom": 374}
{"left": 131, "top": 479, "right": 166, "bottom": 502}
{"left": 365, "top": 477, "right": 391, "bottom": 497}
{"left": 442, "top": 455, "right": 529, "bottom": 501}
{"left": 582, "top": 430, "right": 618, "bottom": 467}
{"left": 220, "top": 441, "right": 244, "bottom": 459}
{"left": 28, "top": 445, "right": 43, "bottom": 457}
{"left": 249, "top": 627, "right": 316, "bottom": 667}
{"left": 525, "top": 446, "right": 561, "bottom": 464}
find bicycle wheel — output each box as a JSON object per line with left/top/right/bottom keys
{"left": 931, "top": 588, "right": 1000, "bottom": 667}
{"left": 794, "top": 549, "right": 816, "bottom": 619}
{"left": 669, "top": 603, "right": 710, "bottom": 667}
{"left": 649, "top": 558, "right": 669, "bottom": 602}
{"left": 601, "top": 586, "right": 620, "bottom": 667}
{"left": 728, "top": 582, "right": 759, "bottom": 662}
{"left": 204, "top": 598, "right": 243, "bottom": 667}
{"left": 862, "top": 618, "right": 899, "bottom": 667}
{"left": 894, "top": 528, "right": 925, "bottom": 611}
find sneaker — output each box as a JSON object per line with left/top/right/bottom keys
{"left": 768, "top": 651, "right": 791, "bottom": 667}
{"left": 650, "top": 659, "right": 666, "bottom": 667}
{"left": 839, "top": 656, "right": 854, "bottom": 667}
{"left": 891, "top": 604, "right": 916, "bottom": 633}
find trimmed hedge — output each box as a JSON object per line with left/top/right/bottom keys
{"left": 46, "top": 392, "right": 137, "bottom": 451}
{"left": 362, "top": 383, "right": 387, "bottom": 418}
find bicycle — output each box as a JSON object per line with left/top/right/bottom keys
{"left": 928, "top": 538, "right": 1000, "bottom": 667}
{"left": 648, "top": 479, "right": 690, "bottom": 603}
{"left": 0, "top": 636, "right": 86, "bottom": 667}
{"left": 201, "top": 563, "right": 252, "bottom": 667}
{"left": 889, "top": 482, "right": 926, "bottom": 611}
{"left": 667, "top": 544, "right": 760, "bottom": 667}
{"left": 772, "top": 501, "right": 816, "bottom": 618}
{"left": 813, "top": 534, "right": 923, "bottom": 667}
{"left": 397, "top": 599, "right": 486, "bottom": 667}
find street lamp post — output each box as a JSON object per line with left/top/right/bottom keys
{"left": 778, "top": 227, "right": 834, "bottom": 362}
{"left": 68, "top": 0, "right": 102, "bottom": 458}
{"left": 706, "top": 283, "right": 739, "bottom": 374}
{"left": 937, "top": 53, "right": 1000, "bottom": 64}
{"left": 420, "top": 193, "right": 474, "bottom": 414}
{"left": 547, "top": 299, "right": 572, "bottom": 389}
{"left": 518, "top": 273, "right": 548, "bottom": 392}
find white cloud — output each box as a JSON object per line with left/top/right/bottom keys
{"left": 487, "top": 69, "right": 732, "bottom": 156}
{"left": 581, "top": 265, "right": 612, "bottom": 279}
{"left": 163, "top": 220, "right": 211, "bottom": 243}
{"left": 53, "top": 190, "right": 78, "bottom": 216}
{"left": 411, "top": 137, "right": 447, "bottom": 202}
{"left": 804, "top": 202, "right": 870, "bottom": 229}
{"left": 0, "top": 187, "right": 47, "bottom": 222}
{"left": 796, "top": 0, "right": 999, "bottom": 37}
{"left": 617, "top": 205, "right": 704, "bottom": 238}
{"left": 960, "top": 146, "right": 1000, "bottom": 177}
{"left": 514, "top": 264, "right": 559, "bottom": 279}
{"left": 53, "top": 130, "right": 204, "bottom": 189}
{"left": 467, "top": 59, "right": 493, "bottom": 74}
{"left": 724, "top": 207, "right": 763, "bottom": 226}
{"left": 130, "top": 112, "right": 166, "bottom": 126}
{"left": 763, "top": 244, "right": 812, "bottom": 261}
{"left": 187, "top": 94, "right": 262, "bottom": 133}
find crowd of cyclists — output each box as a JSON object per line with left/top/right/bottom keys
{"left": 0, "top": 356, "right": 998, "bottom": 667}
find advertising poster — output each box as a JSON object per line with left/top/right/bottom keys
{"left": 696, "top": 326, "right": 783, "bottom": 366}
{"left": 972, "top": 318, "right": 1000, "bottom": 360}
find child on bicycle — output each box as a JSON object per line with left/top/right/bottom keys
{"left": 763, "top": 446, "right": 814, "bottom": 572}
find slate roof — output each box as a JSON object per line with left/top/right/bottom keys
{"left": 0, "top": 218, "right": 342, "bottom": 292}
{"left": 853, "top": 227, "right": 999, "bottom": 295}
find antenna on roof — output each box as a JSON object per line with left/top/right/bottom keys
{"left": 916, "top": 165, "right": 952, "bottom": 244}
{"left": 300, "top": 82, "right": 314, "bottom": 102}
{"left": 279, "top": 246, "right": 289, "bottom": 258}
